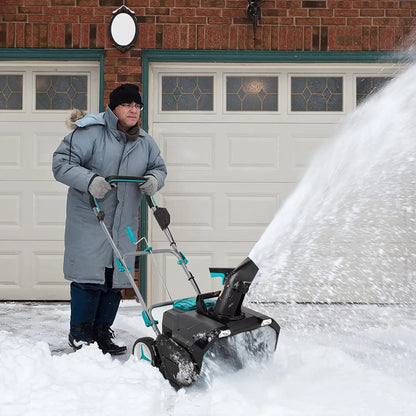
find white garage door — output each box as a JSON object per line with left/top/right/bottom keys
{"left": 147, "top": 62, "right": 398, "bottom": 303}
{"left": 0, "top": 62, "right": 100, "bottom": 300}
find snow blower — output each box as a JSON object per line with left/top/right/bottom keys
{"left": 90, "top": 176, "right": 280, "bottom": 389}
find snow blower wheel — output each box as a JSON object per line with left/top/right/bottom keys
{"left": 132, "top": 337, "right": 157, "bottom": 365}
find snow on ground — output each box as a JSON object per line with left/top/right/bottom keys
{"left": 1, "top": 300, "right": 415, "bottom": 416}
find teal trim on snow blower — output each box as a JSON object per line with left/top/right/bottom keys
{"left": 92, "top": 197, "right": 100, "bottom": 212}
{"left": 210, "top": 272, "right": 226, "bottom": 285}
{"left": 173, "top": 296, "right": 216, "bottom": 311}
{"left": 126, "top": 227, "right": 136, "bottom": 244}
{"left": 142, "top": 310, "right": 158, "bottom": 327}
{"left": 108, "top": 178, "right": 146, "bottom": 184}
{"left": 116, "top": 258, "right": 131, "bottom": 273}
{"left": 178, "top": 252, "right": 188, "bottom": 265}
{"left": 140, "top": 345, "right": 151, "bottom": 362}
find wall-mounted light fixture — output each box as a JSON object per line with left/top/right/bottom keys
{"left": 247, "top": 0, "right": 262, "bottom": 40}
{"left": 109, "top": 5, "right": 138, "bottom": 52}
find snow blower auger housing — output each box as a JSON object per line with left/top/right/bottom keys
{"left": 90, "top": 176, "right": 280, "bottom": 389}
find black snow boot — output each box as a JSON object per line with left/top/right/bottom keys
{"left": 93, "top": 280, "right": 126, "bottom": 355}
{"left": 68, "top": 323, "right": 95, "bottom": 351}
{"left": 94, "top": 326, "right": 127, "bottom": 356}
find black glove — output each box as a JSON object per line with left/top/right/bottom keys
{"left": 88, "top": 176, "right": 112, "bottom": 199}
{"left": 140, "top": 175, "right": 158, "bottom": 196}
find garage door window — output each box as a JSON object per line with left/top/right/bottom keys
{"left": 35, "top": 75, "right": 88, "bottom": 110}
{"left": 161, "top": 76, "right": 213, "bottom": 111}
{"left": 0, "top": 75, "right": 23, "bottom": 110}
{"left": 356, "top": 77, "right": 392, "bottom": 105}
{"left": 226, "top": 76, "right": 278, "bottom": 111}
{"left": 291, "top": 76, "right": 343, "bottom": 112}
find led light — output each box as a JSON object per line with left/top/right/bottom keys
{"left": 261, "top": 318, "right": 272, "bottom": 326}
{"left": 218, "top": 329, "right": 231, "bottom": 338}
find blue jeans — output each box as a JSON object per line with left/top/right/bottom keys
{"left": 70, "top": 268, "right": 122, "bottom": 341}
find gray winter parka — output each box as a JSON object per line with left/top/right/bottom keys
{"left": 52, "top": 106, "right": 167, "bottom": 288}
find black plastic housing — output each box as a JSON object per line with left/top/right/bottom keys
{"left": 213, "top": 257, "right": 259, "bottom": 319}
{"left": 162, "top": 303, "right": 280, "bottom": 374}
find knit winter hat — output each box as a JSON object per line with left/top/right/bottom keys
{"left": 109, "top": 83, "right": 143, "bottom": 110}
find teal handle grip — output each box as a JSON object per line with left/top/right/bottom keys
{"left": 142, "top": 311, "right": 158, "bottom": 327}
{"left": 115, "top": 258, "right": 131, "bottom": 272}
{"left": 115, "top": 258, "right": 125, "bottom": 272}
{"left": 126, "top": 226, "right": 136, "bottom": 243}
{"left": 178, "top": 251, "right": 188, "bottom": 265}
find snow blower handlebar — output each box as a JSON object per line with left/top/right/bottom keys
{"left": 89, "top": 176, "right": 147, "bottom": 213}
{"left": 89, "top": 175, "right": 201, "bottom": 294}
{"left": 89, "top": 176, "right": 168, "bottom": 223}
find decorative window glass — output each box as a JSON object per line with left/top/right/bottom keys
{"left": 36, "top": 75, "right": 88, "bottom": 110}
{"left": 291, "top": 76, "right": 343, "bottom": 111}
{"left": 226, "top": 76, "right": 278, "bottom": 111}
{"left": 356, "top": 77, "right": 392, "bottom": 105}
{"left": 162, "top": 76, "right": 213, "bottom": 111}
{"left": 0, "top": 75, "right": 23, "bottom": 110}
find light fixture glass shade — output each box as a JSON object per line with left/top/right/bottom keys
{"left": 109, "top": 6, "right": 138, "bottom": 52}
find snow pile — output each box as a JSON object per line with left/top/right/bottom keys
{"left": 1, "top": 302, "right": 416, "bottom": 416}
{"left": 0, "top": 332, "right": 171, "bottom": 415}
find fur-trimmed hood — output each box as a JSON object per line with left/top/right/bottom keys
{"left": 66, "top": 109, "right": 106, "bottom": 130}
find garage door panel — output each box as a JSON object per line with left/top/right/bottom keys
{"left": 293, "top": 136, "right": 328, "bottom": 168}
{"left": 0, "top": 249, "right": 22, "bottom": 287}
{"left": 0, "top": 132, "right": 23, "bottom": 169}
{"left": 0, "top": 192, "right": 21, "bottom": 227}
{"left": 164, "top": 133, "right": 215, "bottom": 168}
{"left": 283, "top": 125, "right": 338, "bottom": 179}
{"left": 229, "top": 135, "right": 279, "bottom": 168}
{"left": 0, "top": 181, "right": 66, "bottom": 240}
{"left": 0, "top": 240, "right": 67, "bottom": 300}
{"left": 227, "top": 194, "right": 278, "bottom": 227}
{"left": 149, "top": 241, "right": 254, "bottom": 302}
{"left": 34, "top": 192, "right": 67, "bottom": 228}
{"left": 32, "top": 250, "right": 66, "bottom": 286}
{"left": 33, "top": 129, "right": 64, "bottom": 173}
{"left": 152, "top": 182, "right": 292, "bottom": 244}
{"left": 0, "top": 125, "right": 66, "bottom": 181}
{"left": 161, "top": 193, "right": 214, "bottom": 228}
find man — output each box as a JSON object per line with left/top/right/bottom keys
{"left": 52, "top": 84, "right": 167, "bottom": 355}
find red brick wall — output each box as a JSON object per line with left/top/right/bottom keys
{"left": 1, "top": 0, "right": 415, "bottom": 104}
